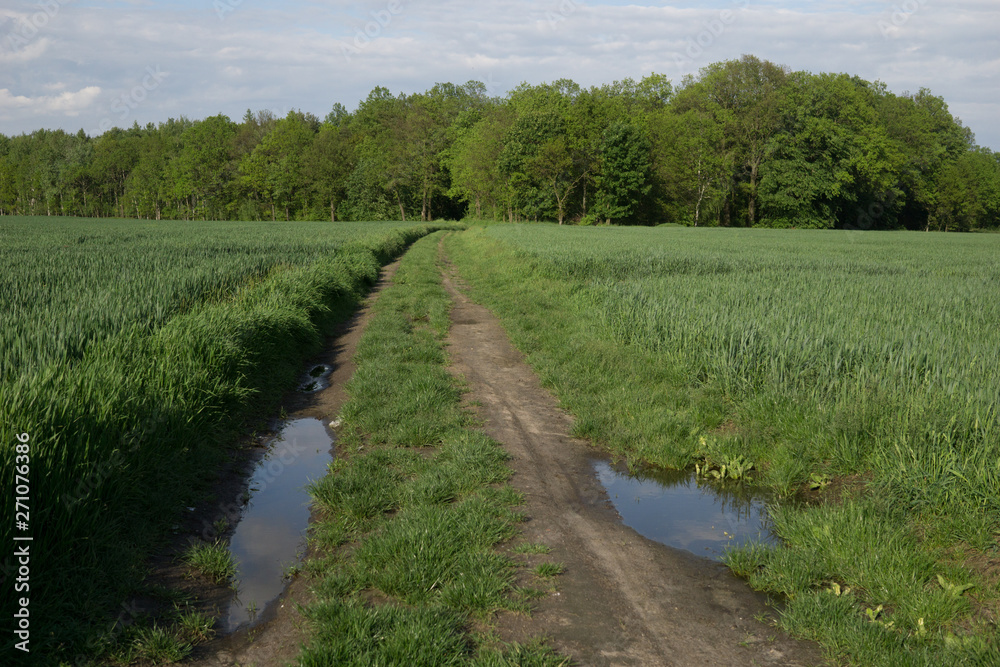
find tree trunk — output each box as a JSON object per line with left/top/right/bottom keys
{"left": 396, "top": 190, "right": 406, "bottom": 221}
{"left": 331, "top": 198, "right": 336, "bottom": 223}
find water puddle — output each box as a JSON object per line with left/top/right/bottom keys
{"left": 221, "top": 418, "right": 333, "bottom": 632}
{"left": 594, "top": 459, "right": 778, "bottom": 561}
{"left": 298, "top": 364, "right": 332, "bottom": 393}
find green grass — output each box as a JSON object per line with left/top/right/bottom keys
{"left": 300, "top": 231, "right": 566, "bottom": 666}
{"left": 445, "top": 224, "right": 1000, "bottom": 666}
{"left": 532, "top": 563, "right": 565, "bottom": 579}
{"left": 0, "top": 217, "right": 458, "bottom": 664}
{"left": 182, "top": 541, "right": 238, "bottom": 586}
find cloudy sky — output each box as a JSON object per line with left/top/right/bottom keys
{"left": 1, "top": 0, "right": 997, "bottom": 149}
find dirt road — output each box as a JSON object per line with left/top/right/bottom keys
{"left": 441, "top": 245, "right": 824, "bottom": 666}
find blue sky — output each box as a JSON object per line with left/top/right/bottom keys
{"left": 1, "top": 0, "right": 998, "bottom": 150}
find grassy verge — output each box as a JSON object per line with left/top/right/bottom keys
{"left": 299, "top": 231, "right": 566, "bottom": 666}
{"left": 1, "top": 223, "right": 456, "bottom": 664}
{"left": 444, "top": 225, "right": 999, "bottom": 666}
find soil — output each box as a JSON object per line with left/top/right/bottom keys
{"left": 175, "top": 259, "right": 403, "bottom": 667}
{"left": 439, "top": 239, "right": 827, "bottom": 666}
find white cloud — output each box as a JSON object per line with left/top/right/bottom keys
{"left": 0, "top": 86, "right": 101, "bottom": 117}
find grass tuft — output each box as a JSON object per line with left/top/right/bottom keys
{"left": 182, "top": 540, "right": 237, "bottom": 586}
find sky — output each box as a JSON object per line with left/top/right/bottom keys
{"left": 1, "top": 0, "right": 998, "bottom": 149}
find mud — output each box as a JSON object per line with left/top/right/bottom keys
{"left": 440, "top": 240, "right": 825, "bottom": 666}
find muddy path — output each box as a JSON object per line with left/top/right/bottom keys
{"left": 184, "top": 259, "right": 403, "bottom": 667}
{"left": 439, "top": 241, "right": 825, "bottom": 667}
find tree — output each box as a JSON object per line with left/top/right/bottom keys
{"left": 237, "top": 110, "right": 315, "bottom": 220}
{"left": 931, "top": 148, "right": 1000, "bottom": 231}
{"left": 690, "top": 55, "right": 789, "bottom": 226}
{"left": 90, "top": 129, "right": 139, "bottom": 217}
{"left": 302, "top": 121, "right": 355, "bottom": 222}
{"left": 759, "top": 72, "right": 900, "bottom": 229}
{"left": 592, "top": 123, "right": 652, "bottom": 224}
{"left": 877, "top": 87, "right": 972, "bottom": 230}
{"left": 171, "top": 115, "right": 237, "bottom": 220}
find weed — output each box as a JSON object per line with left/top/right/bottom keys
{"left": 183, "top": 540, "right": 237, "bottom": 585}
{"left": 533, "top": 562, "right": 565, "bottom": 579}
{"left": 130, "top": 625, "right": 192, "bottom": 663}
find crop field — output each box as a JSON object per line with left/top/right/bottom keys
{"left": 0, "top": 216, "right": 451, "bottom": 658}
{"left": 4, "top": 217, "right": 999, "bottom": 665}
{"left": 446, "top": 225, "right": 1000, "bottom": 665}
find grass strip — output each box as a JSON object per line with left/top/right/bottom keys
{"left": 299, "top": 231, "right": 567, "bottom": 666}
{"left": 444, "top": 225, "right": 999, "bottom": 666}
{"left": 1, "top": 223, "right": 456, "bottom": 665}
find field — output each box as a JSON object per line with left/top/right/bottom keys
{"left": 446, "top": 225, "right": 1000, "bottom": 664}
{"left": 3, "top": 218, "right": 999, "bottom": 665}
{"left": 0, "top": 217, "right": 454, "bottom": 658}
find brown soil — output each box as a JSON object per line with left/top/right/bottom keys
{"left": 440, "top": 241, "right": 826, "bottom": 666}
{"left": 175, "top": 259, "right": 402, "bottom": 667}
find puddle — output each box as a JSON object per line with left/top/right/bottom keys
{"left": 298, "top": 365, "right": 332, "bottom": 393}
{"left": 221, "top": 418, "right": 333, "bottom": 632}
{"left": 594, "top": 459, "right": 778, "bottom": 561}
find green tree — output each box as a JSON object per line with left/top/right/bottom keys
{"left": 238, "top": 110, "right": 316, "bottom": 220}
{"left": 90, "top": 128, "right": 139, "bottom": 217}
{"left": 931, "top": 148, "right": 1000, "bottom": 231}
{"left": 592, "top": 123, "right": 652, "bottom": 225}
{"left": 759, "top": 73, "right": 900, "bottom": 229}
{"left": 689, "top": 55, "right": 789, "bottom": 226}
{"left": 171, "top": 115, "right": 237, "bottom": 220}
{"left": 302, "top": 120, "right": 356, "bottom": 222}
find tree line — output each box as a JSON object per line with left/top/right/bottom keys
{"left": 2, "top": 55, "right": 998, "bottom": 230}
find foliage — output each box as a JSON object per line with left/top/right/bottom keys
{"left": 3, "top": 58, "right": 991, "bottom": 229}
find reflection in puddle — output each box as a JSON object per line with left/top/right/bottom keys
{"left": 298, "top": 365, "right": 332, "bottom": 393}
{"left": 222, "top": 418, "right": 333, "bottom": 632}
{"left": 594, "top": 459, "right": 777, "bottom": 561}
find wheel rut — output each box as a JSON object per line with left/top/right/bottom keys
{"left": 440, "top": 240, "right": 824, "bottom": 667}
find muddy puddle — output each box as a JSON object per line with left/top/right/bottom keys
{"left": 221, "top": 418, "right": 333, "bottom": 632}
{"left": 593, "top": 459, "right": 777, "bottom": 561}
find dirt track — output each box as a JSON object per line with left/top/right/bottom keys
{"left": 189, "top": 239, "right": 825, "bottom": 666}
{"left": 440, "top": 241, "right": 825, "bottom": 667}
